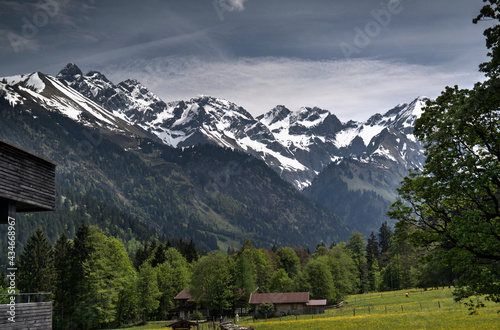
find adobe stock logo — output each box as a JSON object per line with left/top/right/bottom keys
{"left": 7, "top": 0, "right": 61, "bottom": 53}
{"left": 340, "top": 0, "right": 405, "bottom": 58}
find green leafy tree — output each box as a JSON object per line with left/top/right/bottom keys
{"left": 137, "top": 263, "right": 161, "bottom": 324}
{"left": 346, "top": 232, "right": 368, "bottom": 293}
{"left": 304, "top": 256, "right": 335, "bottom": 303}
{"left": 275, "top": 247, "right": 300, "bottom": 278}
{"left": 389, "top": 0, "right": 500, "bottom": 309}
{"left": 80, "top": 228, "right": 136, "bottom": 327}
{"left": 191, "top": 251, "right": 234, "bottom": 316}
{"left": 293, "top": 270, "right": 311, "bottom": 293}
{"left": 18, "top": 227, "right": 54, "bottom": 295}
{"left": 251, "top": 249, "right": 273, "bottom": 292}
{"left": 155, "top": 248, "right": 191, "bottom": 319}
{"left": 233, "top": 251, "right": 256, "bottom": 311}
{"left": 269, "top": 268, "right": 294, "bottom": 293}
{"left": 116, "top": 274, "right": 139, "bottom": 326}
{"left": 67, "top": 225, "right": 137, "bottom": 328}
{"left": 327, "top": 245, "right": 357, "bottom": 302}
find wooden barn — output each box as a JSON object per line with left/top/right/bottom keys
{"left": 248, "top": 292, "right": 327, "bottom": 317}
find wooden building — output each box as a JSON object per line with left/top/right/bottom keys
{"left": 0, "top": 301, "right": 52, "bottom": 329}
{"left": 166, "top": 319, "right": 199, "bottom": 330}
{"left": 171, "top": 289, "right": 196, "bottom": 319}
{"left": 0, "top": 139, "right": 56, "bottom": 223}
{"left": 248, "top": 292, "right": 326, "bottom": 317}
{"left": 0, "top": 140, "right": 56, "bottom": 328}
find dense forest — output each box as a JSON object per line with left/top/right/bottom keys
{"left": 0, "top": 222, "right": 456, "bottom": 329}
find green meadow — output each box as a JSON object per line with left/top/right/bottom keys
{"left": 111, "top": 287, "right": 498, "bottom": 330}
{"left": 237, "top": 288, "right": 499, "bottom": 330}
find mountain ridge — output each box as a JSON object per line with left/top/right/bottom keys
{"left": 47, "top": 63, "right": 427, "bottom": 190}
{"left": 1, "top": 63, "right": 428, "bottom": 238}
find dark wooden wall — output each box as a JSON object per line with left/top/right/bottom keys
{"left": 0, "top": 302, "right": 52, "bottom": 329}
{"left": 0, "top": 140, "right": 56, "bottom": 212}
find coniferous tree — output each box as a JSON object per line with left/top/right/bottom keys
{"left": 18, "top": 227, "right": 54, "bottom": 296}
{"left": 151, "top": 242, "right": 166, "bottom": 267}
{"left": 53, "top": 232, "right": 73, "bottom": 328}
{"left": 378, "top": 221, "right": 393, "bottom": 267}
{"left": 185, "top": 239, "right": 199, "bottom": 263}
{"left": 366, "top": 232, "right": 380, "bottom": 292}
{"left": 68, "top": 223, "right": 94, "bottom": 327}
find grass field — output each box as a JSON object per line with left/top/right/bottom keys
{"left": 109, "top": 288, "right": 499, "bottom": 330}
{"left": 237, "top": 288, "right": 499, "bottom": 330}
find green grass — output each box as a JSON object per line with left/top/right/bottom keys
{"left": 237, "top": 288, "right": 499, "bottom": 330}
{"left": 106, "top": 288, "right": 499, "bottom": 330}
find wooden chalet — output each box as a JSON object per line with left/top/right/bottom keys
{"left": 171, "top": 289, "right": 196, "bottom": 319}
{"left": 248, "top": 292, "right": 326, "bottom": 317}
{"left": 0, "top": 139, "right": 56, "bottom": 223}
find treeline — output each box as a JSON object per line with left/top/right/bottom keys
{"left": 0, "top": 225, "right": 194, "bottom": 329}
{"left": 1, "top": 221, "right": 457, "bottom": 329}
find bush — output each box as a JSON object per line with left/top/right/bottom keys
{"left": 189, "top": 310, "right": 203, "bottom": 321}
{"left": 257, "top": 303, "right": 275, "bottom": 318}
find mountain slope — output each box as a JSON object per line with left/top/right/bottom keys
{"left": 0, "top": 74, "right": 350, "bottom": 250}
{"left": 303, "top": 99, "right": 428, "bottom": 235}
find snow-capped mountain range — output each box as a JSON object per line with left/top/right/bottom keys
{"left": 1, "top": 63, "right": 427, "bottom": 190}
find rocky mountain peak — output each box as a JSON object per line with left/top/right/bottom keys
{"left": 257, "top": 105, "right": 292, "bottom": 126}
{"left": 57, "top": 63, "right": 83, "bottom": 82}
{"left": 85, "top": 71, "right": 111, "bottom": 83}
{"left": 292, "top": 106, "right": 329, "bottom": 126}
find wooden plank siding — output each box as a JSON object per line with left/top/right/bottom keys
{"left": 0, "top": 139, "right": 56, "bottom": 212}
{"left": 0, "top": 302, "right": 52, "bottom": 329}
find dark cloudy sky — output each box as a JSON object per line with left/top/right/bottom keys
{"left": 0, "top": 0, "right": 492, "bottom": 120}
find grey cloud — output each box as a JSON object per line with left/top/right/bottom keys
{"left": 217, "top": 0, "right": 248, "bottom": 12}
{"left": 99, "top": 56, "right": 485, "bottom": 122}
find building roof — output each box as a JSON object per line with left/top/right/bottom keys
{"left": 166, "top": 320, "right": 198, "bottom": 329}
{"left": 249, "top": 292, "right": 310, "bottom": 305}
{"left": 174, "top": 289, "right": 194, "bottom": 302}
{"left": 306, "top": 299, "right": 327, "bottom": 306}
